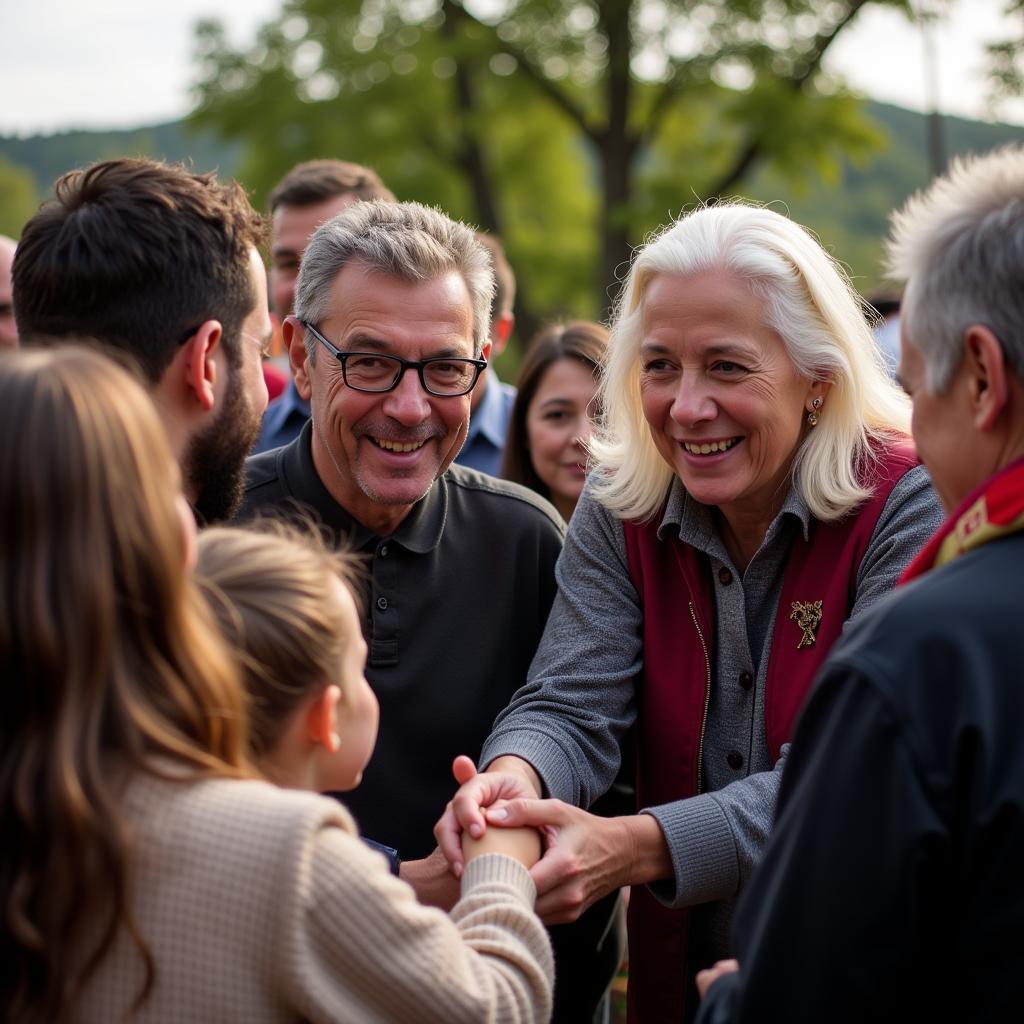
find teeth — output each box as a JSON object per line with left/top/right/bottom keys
{"left": 684, "top": 438, "right": 738, "bottom": 455}
{"left": 375, "top": 438, "right": 425, "bottom": 453}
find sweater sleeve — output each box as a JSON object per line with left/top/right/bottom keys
{"left": 480, "top": 485, "right": 641, "bottom": 807}
{"left": 284, "top": 829, "right": 553, "bottom": 1024}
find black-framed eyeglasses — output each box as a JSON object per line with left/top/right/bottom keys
{"left": 301, "top": 320, "right": 486, "bottom": 397}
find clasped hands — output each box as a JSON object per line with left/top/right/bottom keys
{"left": 434, "top": 754, "right": 641, "bottom": 923}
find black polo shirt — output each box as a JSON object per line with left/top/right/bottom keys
{"left": 239, "top": 421, "right": 565, "bottom": 858}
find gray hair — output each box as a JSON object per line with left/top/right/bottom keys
{"left": 294, "top": 200, "right": 494, "bottom": 358}
{"left": 591, "top": 202, "right": 910, "bottom": 524}
{"left": 886, "top": 144, "right": 1024, "bottom": 392}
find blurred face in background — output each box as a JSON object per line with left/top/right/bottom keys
{"left": 270, "top": 195, "right": 360, "bottom": 321}
{"left": 0, "top": 236, "right": 17, "bottom": 348}
{"left": 525, "top": 356, "right": 600, "bottom": 521}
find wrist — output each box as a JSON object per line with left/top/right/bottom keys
{"left": 621, "top": 813, "right": 673, "bottom": 886}
{"left": 485, "top": 755, "right": 544, "bottom": 798}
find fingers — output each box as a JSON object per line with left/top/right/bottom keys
{"left": 485, "top": 797, "right": 571, "bottom": 829}
{"left": 434, "top": 803, "right": 469, "bottom": 874}
{"left": 696, "top": 959, "right": 740, "bottom": 999}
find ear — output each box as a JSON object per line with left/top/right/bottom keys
{"left": 181, "top": 320, "right": 223, "bottom": 412}
{"left": 284, "top": 316, "right": 313, "bottom": 401}
{"left": 490, "top": 312, "right": 515, "bottom": 357}
{"left": 806, "top": 377, "right": 832, "bottom": 411}
{"left": 480, "top": 337, "right": 493, "bottom": 365}
{"left": 306, "top": 684, "right": 342, "bottom": 752}
{"left": 964, "top": 324, "right": 1009, "bottom": 432}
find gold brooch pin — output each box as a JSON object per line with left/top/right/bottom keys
{"left": 790, "top": 600, "right": 823, "bottom": 649}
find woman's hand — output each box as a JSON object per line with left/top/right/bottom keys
{"left": 434, "top": 755, "right": 543, "bottom": 876}
{"left": 484, "top": 800, "right": 672, "bottom": 924}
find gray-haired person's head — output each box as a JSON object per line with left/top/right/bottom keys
{"left": 294, "top": 200, "right": 494, "bottom": 359}
{"left": 886, "top": 144, "right": 1024, "bottom": 393}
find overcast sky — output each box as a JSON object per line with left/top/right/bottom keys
{"left": 1, "top": 0, "right": 1022, "bottom": 137}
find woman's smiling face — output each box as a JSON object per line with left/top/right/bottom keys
{"left": 638, "top": 269, "right": 821, "bottom": 528}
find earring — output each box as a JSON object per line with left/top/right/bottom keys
{"left": 331, "top": 731, "right": 342, "bottom": 749}
{"left": 807, "top": 396, "right": 822, "bottom": 428}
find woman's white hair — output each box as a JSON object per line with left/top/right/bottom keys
{"left": 590, "top": 203, "right": 910, "bottom": 523}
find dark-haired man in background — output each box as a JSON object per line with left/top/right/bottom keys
{"left": 13, "top": 158, "right": 270, "bottom": 522}
{"left": 255, "top": 158, "right": 396, "bottom": 454}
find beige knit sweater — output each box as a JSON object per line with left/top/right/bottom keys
{"left": 74, "top": 771, "right": 553, "bottom": 1022}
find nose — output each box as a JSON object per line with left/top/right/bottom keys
{"left": 670, "top": 377, "right": 716, "bottom": 428}
{"left": 380, "top": 366, "right": 433, "bottom": 426}
{"left": 573, "top": 415, "right": 595, "bottom": 448}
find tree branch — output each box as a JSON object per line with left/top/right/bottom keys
{"left": 707, "top": 0, "right": 874, "bottom": 197}
{"left": 446, "top": 0, "right": 598, "bottom": 141}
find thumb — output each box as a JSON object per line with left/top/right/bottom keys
{"left": 486, "top": 797, "right": 566, "bottom": 830}
{"left": 451, "top": 755, "right": 478, "bottom": 786}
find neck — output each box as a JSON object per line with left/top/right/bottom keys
{"left": 553, "top": 494, "right": 577, "bottom": 524}
{"left": 716, "top": 502, "right": 780, "bottom": 574}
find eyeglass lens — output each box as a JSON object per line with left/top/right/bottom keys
{"left": 345, "top": 353, "right": 478, "bottom": 395}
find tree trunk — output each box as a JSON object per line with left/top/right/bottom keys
{"left": 597, "top": 0, "right": 635, "bottom": 319}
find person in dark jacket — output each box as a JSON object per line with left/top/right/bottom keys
{"left": 696, "top": 145, "right": 1024, "bottom": 1024}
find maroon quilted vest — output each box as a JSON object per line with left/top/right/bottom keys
{"left": 622, "top": 443, "right": 918, "bottom": 1023}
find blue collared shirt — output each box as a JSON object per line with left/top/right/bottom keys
{"left": 253, "top": 378, "right": 311, "bottom": 455}
{"left": 455, "top": 371, "right": 516, "bottom": 477}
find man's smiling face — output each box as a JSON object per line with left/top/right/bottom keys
{"left": 297, "top": 260, "right": 483, "bottom": 533}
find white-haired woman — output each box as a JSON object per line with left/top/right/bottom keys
{"left": 437, "top": 204, "right": 945, "bottom": 1022}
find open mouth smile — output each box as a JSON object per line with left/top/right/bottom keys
{"left": 682, "top": 437, "right": 741, "bottom": 456}
{"left": 372, "top": 437, "right": 427, "bottom": 453}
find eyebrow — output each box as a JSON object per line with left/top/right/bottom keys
{"left": 537, "top": 397, "right": 576, "bottom": 409}
{"left": 343, "top": 333, "right": 469, "bottom": 358}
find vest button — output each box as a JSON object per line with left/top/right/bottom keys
{"left": 727, "top": 750, "right": 744, "bottom": 770}
{"left": 376, "top": 596, "right": 388, "bottom": 611}
{"left": 379, "top": 544, "right": 389, "bottom": 558}
{"left": 718, "top": 567, "right": 733, "bottom": 585}
{"left": 738, "top": 671, "right": 753, "bottom": 691}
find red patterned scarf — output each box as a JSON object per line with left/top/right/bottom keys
{"left": 900, "top": 457, "right": 1024, "bottom": 583}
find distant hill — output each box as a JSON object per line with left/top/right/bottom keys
{"left": 2, "top": 99, "right": 1022, "bottom": 292}
{"left": 0, "top": 121, "right": 241, "bottom": 198}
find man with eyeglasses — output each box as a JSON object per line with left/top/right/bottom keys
{"left": 240, "top": 198, "right": 562, "bottom": 873}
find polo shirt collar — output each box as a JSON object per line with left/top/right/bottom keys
{"left": 656, "top": 474, "right": 812, "bottom": 553}
{"left": 280, "top": 420, "right": 447, "bottom": 552}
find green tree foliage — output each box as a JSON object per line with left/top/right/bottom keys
{"left": 0, "top": 156, "right": 41, "bottom": 239}
{"left": 987, "top": 0, "right": 1024, "bottom": 106}
{"left": 189, "top": 0, "right": 911, "bottom": 324}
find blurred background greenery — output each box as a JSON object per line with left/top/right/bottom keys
{"left": 3, "top": 0, "right": 1022, "bottom": 365}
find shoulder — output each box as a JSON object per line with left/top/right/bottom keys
{"left": 443, "top": 464, "right": 566, "bottom": 536}
{"left": 832, "top": 536, "right": 1023, "bottom": 699}
{"left": 127, "top": 772, "right": 359, "bottom": 853}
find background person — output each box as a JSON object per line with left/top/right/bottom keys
{"left": 502, "top": 320, "right": 609, "bottom": 522}
{"left": 255, "top": 158, "right": 396, "bottom": 454}
{"left": 696, "top": 144, "right": 1024, "bottom": 1024}
{"left": 438, "top": 203, "right": 944, "bottom": 1022}
{"left": 0, "top": 345, "right": 552, "bottom": 1024}
{"left": 455, "top": 230, "right": 518, "bottom": 476}
{"left": 0, "top": 234, "right": 17, "bottom": 348}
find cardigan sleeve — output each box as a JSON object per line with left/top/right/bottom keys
{"left": 282, "top": 827, "right": 553, "bottom": 1024}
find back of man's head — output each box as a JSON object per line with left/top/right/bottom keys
{"left": 887, "top": 145, "right": 1024, "bottom": 393}
{"left": 13, "top": 158, "right": 266, "bottom": 386}
{"left": 269, "top": 159, "right": 395, "bottom": 213}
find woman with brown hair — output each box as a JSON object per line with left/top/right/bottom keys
{"left": 0, "top": 346, "right": 552, "bottom": 1023}
{"left": 501, "top": 321, "right": 609, "bottom": 522}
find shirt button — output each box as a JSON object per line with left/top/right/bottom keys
{"left": 379, "top": 545, "right": 389, "bottom": 558}
{"left": 376, "top": 596, "right": 388, "bottom": 611}
{"left": 727, "top": 750, "right": 744, "bottom": 770}
{"left": 718, "top": 567, "right": 733, "bottom": 585}
{"left": 738, "top": 671, "right": 753, "bottom": 691}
